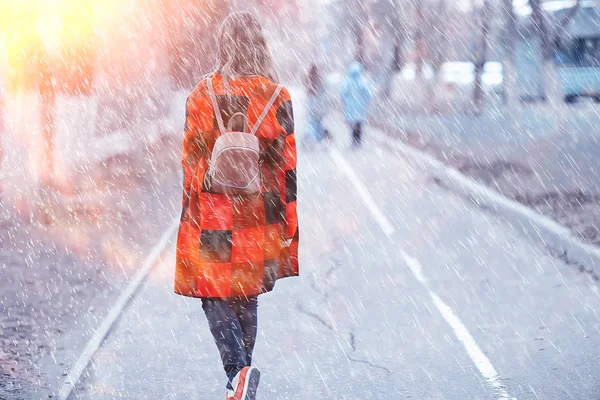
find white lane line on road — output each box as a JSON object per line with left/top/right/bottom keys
{"left": 329, "top": 147, "right": 396, "bottom": 236}
{"left": 329, "top": 147, "right": 515, "bottom": 399}
{"left": 57, "top": 218, "right": 179, "bottom": 400}
{"left": 402, "top": 250, "right": 428, "bottom": 284}
{"left": 401, "top": 251, "right": 515, "bottom": 400}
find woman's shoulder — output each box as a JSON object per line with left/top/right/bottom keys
{"left": 187, "top": 75, "right": 291, "bottom": 104}
{"left": 250, "top": 77, "right": 291, "bottom": 103}
{"left": 188, "top": 79, "right": 210, "bottom": 103}
{"left": 181, "top": 81, "right": 207, "bottom": 117}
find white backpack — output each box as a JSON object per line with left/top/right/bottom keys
{"left": 205, "top": 76, "right": 283, "bottom": 195}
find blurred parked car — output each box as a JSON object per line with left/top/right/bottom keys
{"left": 399, "top": 61, "right": 504, "bottom": 94}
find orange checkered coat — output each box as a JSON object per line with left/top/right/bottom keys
{"left": 175, "top": 74, "right": 299, "bottom": 299}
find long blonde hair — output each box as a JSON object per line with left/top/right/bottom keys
{"left": 213, "top": 12, "right": 278, "bottom": 84}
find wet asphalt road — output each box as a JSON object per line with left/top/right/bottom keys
{"left": 70, "top": 113, "right": 600, "bottom": 400}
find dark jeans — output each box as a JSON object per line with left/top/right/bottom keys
{"left": 352, "top": 122, "right": 362, "bottom": 146}
{"left": 202, "top": 297, "right": 258, "bottom": 390}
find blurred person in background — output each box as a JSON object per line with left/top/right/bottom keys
{"left": 304, "top": 64, "right": 329, "bottom": 147}
{"left": 174, "top": 11, "right": 299, "bottom": 400}
{"left": 341, "top": 61, "right": 371, "bottom": 148}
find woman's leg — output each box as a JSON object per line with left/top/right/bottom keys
{"left": 315, "top": 118, "right": 326, "bottom": 142}
{"left": 231, "top": 296, "right": 258, "bottom": 367}
{"left": 307, "top": 115, "right": 318, "bottom": 142}
{"left": 202, "top": 298, "right": 248, "bottom": 390}
{"left": 352, "top": 122, "right": 362, "bottom": 146}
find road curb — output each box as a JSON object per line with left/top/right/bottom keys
{"left": 369, "top": 127, "right": 600, "bottom": 279}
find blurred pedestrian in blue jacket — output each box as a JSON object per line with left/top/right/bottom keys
{"left": 305, "top": 64, "right": 329, "bottom": 146}
{"left": 341, "top": 61, "right": 371, "bottom": 148}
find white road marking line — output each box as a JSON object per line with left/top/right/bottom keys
{"left": 401, "top": 250, "right": 515, "bottom": 400}
{"left": 57, "top": 218, "right": 179, "bottom": 400}
{"left": 329, "top": 147, "right": 396, "bottom": 236}
{"left": 430, "top": 292, "right": 514, "bottom": 399}
{"left": 329, "top": 147, "right": 515, "bottom": 399}
{"left": 401, "top": 250, "right": 428, "bottom": 284}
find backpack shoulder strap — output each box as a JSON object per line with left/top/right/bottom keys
{"left": 207, "top": 76, "right": 226, "bottom": 135}
{"left": 250, "top": 84, "right": 284, "bottom": 136}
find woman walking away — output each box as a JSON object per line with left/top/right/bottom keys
{"left": 305, "top": 64, "right": 329, "bottom": 146}
{"left": 175, "top": 12, "right": 299, "bottom": 400}
{"left": 341, "top": 61, "right": 371, "bottom": 148}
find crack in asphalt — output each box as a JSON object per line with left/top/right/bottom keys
{"left": 345, "top": 332, "right": 391, "bottom": 374}
{"left": 345, "top": 354, "right": 392, "bottom": 374}
{"left": 306, "top": 250, "right": 343, "bottom": 301}
{"left": 324, "top": 258, "right": 342, "bottom": 281}
{"left": 295, "top": 303, "right": 335, "bottom": 331}
{"left": 349, "top": 331, "right": 357, "bottom": 351}
{"left": 296, "top": 303, "right": 391, "bottom": 375}
{"left": 296, "top": 239, "right": 391, "bottom": 376}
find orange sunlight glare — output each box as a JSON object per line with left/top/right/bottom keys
{"left": 0, "top": 0, "right": 125, "bottom": 86}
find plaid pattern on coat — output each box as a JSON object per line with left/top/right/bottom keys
{"left": 175, "top": 74, "right": 299, "bottom": 299}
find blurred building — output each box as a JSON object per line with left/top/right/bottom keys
{"left": 516, "top": 1, "right": 600, "bottom": 101}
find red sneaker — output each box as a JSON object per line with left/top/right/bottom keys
{"left": 226, "top": 366, "right": 260, "bottom": 400}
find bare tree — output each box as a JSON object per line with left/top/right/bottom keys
{"left": 392, "top": 37, "right": 404, "bottom": 73}
{"left": 501, "top": 0, "right": 517, "bottom": 110}
{"left": 529, "top": 0, "right": 581, "bottom": 104}
{"left": 426, "top": 0, "right": 449, "bottom": 113}
{"left": 472, "top": 0, "right": 491, "bottom": 114}
{"left": 374, "top": 0, "right": 406, "bottom": 97}
{"left": 404, "top": 0, "right": 453, "bottom": 112}
{"left": 389, "top": 0, "right": 406, "bottom": 73}
{"left": 402, "top": 0, "right": 428, "bottom": 112}
{"left": 345, "top": 0, "right": 369, "bottom": 64}
{"left": 413, "top": 0, "right": 426, "bottom": 78}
